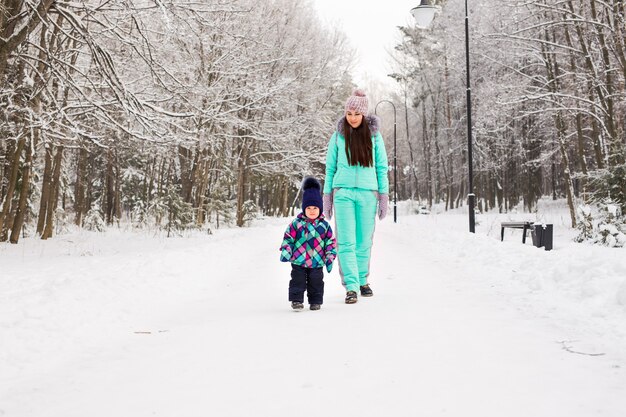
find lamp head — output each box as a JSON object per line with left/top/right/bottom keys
{"left": 411, "top": 0, "right": 437, "bottom": 29}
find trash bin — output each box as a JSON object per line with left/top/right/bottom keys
{"left": 542, "top": 224, "right": 553, "bottom": 251}
{"left": 531, "top": 224, "right": 553, "bottom": 251}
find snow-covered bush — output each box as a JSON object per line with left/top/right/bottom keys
{"left": 585, "top": 165, "right": 626, "bottom": 215}
{"left": 595, "top": 204, "right": 626, "bottom": 247}
{"left": 575, "top": 205, "right": 594, "bottom": 243}
{"left": 149, "top": 184, "right": 195, "bottom": 235}
{"left": 54, "top": 207, "right": 70, "bottom": 235}
{"left": 206, "top": 185, "right": 235, "bottom": 228}
{"left": 413, "top": 205, "right": 430, "bottom": 215}
{"left": 148, "top": 195, "right": 168, "bottom": 227}
{"left": 241, "top": 200, "right": 259, "bottom": 226}
{"left": 130, "top": 199, "right": 149, "bottom": 228}
{"left": 575, "top": 201, "right": 626, "bottom": 247}
{"left": 122, "top": 167, "right": 148, "bottom": 223}
{"left": 83, "top": 206, "right": 106, "bottom": 232}
{"left": 165, "top": 196, "right": 195, "bottom": 233}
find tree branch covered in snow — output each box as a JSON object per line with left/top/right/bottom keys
{"left": 0, "top": 0, "right": 355, "bottom": 241}
{"left": 389, "top": 0, "right": 625, "bottom": 235}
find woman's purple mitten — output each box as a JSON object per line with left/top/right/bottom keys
{"left": 378, "top": 194, "right": 389, "bottom": 220}
{"left": 323, "top": 193, "right": 333, "bottom": 219}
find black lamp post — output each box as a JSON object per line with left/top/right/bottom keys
{"left": 411, "top": 0, "right": 476, "bottom": 233}
{"left": 375, "top": 100, "right": 397, "bottom": 223}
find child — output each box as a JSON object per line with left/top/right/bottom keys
{"left": 280, "top": 177, "right": 336, "bottom": 311}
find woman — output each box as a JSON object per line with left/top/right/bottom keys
{"left": 322, "top": 89, "right": 389, "bottom": 304}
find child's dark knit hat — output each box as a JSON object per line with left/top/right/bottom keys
{"left": 302, "top": 176, "right": 323, "bottom": 214}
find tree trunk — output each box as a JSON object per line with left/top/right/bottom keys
{"left": 589, "top": 0, "right": 621, "bottom": 166}
{"left": 0, "top": 139, "right": 11, "bottom": 201}
{"left": 179, "top": 145, "right": 194, "bottom": 203}
{"left": 41, "top": 145, "right": 64, "bottom": 239}
{"left": 0, "top": 0, "right": 56, "bottom": 79}
{"left": 74, "top": 146, "right": 88, "bottom": 226}
{"left": 281, "top": 179, "right": 290, "bottom": 218}
{"left": 574, "top": 114, "right": 588, "bottom": 175}
{"left": 0, "top": 136, "right": 25, "bottom": 240}
{"left": 496, "top": 176, "right": 504, "bottom": 213}
{"left": 568, "top": 0, "right": 620, "bottom": 166}
{"left": 105, "top": 149, "right": 115, "bottom": 224}
{"left": 114, "top": 149, "right": 122, "bottom": 222}
{"left": 555, "top": 113, "right": 577, "bottom": 227}
{"left": 541, "top": 8, "right": 576, "bottom": 225}
{"left": 590, "top": 114, "right": 605, "bottom": 170}
{"left": 37, "top": 146, "right": 54, "bottom": 235}
{"left": 9, "top": 137, "right": 35, "bottom": 243}
{"left": 236, "top": 141, "right": 249, "bottom": 227}
{"left": 421, "top": 101, "right": 432, "bottom": 207}
{"left": 563, "top": 21, "right": 588, "bottom": 176}
{"left": 403, "top": 83, "right": 419, "bottom": 201}
{"left": 611, "top": 0, "right": 626, "bottom": 85}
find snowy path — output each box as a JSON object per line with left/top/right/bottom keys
{"left": 1, "top": 214, "right": 625, "bottom": 416}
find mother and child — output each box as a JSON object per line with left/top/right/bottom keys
{"left": 280, "top": 88, "right": 389, "bottom": 310}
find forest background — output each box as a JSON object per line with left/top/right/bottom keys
{"left": 1, "top": 0, "right": 624, "bottom": 244}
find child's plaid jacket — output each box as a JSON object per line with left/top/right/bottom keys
{"left": 280, "top": 213, "right": 336, "bottom": 272}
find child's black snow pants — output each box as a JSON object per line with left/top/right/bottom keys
{"left": 288, "top": 264, "right": 324, "bottom": 305}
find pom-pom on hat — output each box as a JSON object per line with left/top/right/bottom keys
{"left": 302, "top": 176, "right": 323, "bottom": 215}
{"left": 345, "top": 88, "right": 369, "bottom": 115}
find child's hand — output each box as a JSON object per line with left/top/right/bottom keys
{"left": 280, "top": 246, "right": 292, "bottom": 262}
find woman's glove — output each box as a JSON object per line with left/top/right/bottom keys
{"left": 378, "top": 194, "right": 389, "bottom": 220}
{"left": 323, "top": 193, "right": 333, "bottom": 219}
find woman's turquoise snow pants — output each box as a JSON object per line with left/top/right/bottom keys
{"left": 333, "top": 188, "right": 378, "bottom": 292}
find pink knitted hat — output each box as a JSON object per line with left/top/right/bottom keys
{"left": 345, "top": 88, "right": 369, "bottom": 115}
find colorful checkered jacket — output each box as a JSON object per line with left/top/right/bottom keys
{"left": 280, "top": 213, "right": 337, "bottom": 272}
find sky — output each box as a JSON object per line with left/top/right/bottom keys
{"left": 312, "top": 0, "right": 420, "bottom": 86}
{"left": 2, "top": 200, "right": 626, "bottom": 416}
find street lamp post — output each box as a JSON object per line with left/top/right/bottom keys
{"left": 375, "top": 100, "right": 397, "bottom": 223}
{"left": 411, "top": 0, "right": 476, "bottom": 233}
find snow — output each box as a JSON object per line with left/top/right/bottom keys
{"left": 1, "top": 201, "right": 626, "bottom": 417}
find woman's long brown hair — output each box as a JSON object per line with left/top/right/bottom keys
{"left": 343, "top": 117, "right": 373, "bottom": 167}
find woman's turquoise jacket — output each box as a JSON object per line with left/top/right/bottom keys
{"left": 323, "top": 115, "right": 389, "bottom": 195}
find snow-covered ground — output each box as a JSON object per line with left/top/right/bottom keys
{"left": 1, "top": 200, "right": 625, "bottom": 417}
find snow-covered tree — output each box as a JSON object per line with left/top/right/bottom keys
{"left": 390, "top": 0, "right": 625, "bottom": 233}
{"left": 0, "top": 0, "right": 355, "bottom": 242}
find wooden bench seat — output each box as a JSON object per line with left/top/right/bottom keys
{"left": 500, "top": 221, "right": 533, "bottom": 243}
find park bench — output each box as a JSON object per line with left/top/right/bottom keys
{"left": 501, "top": 221, "right": 553, "bottom": 251}
{"left": 500, "top": 221, "right": 533, "bottom": 243}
